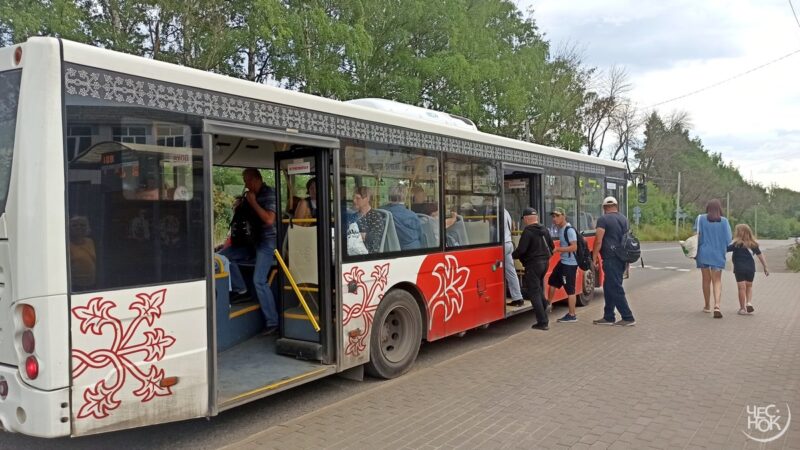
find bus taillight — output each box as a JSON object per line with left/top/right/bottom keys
{"left": 22, "top": 305, "right": 36, "bottom": 328}
{"left": 22, "top": 330, "right": 35, "bottom": 353}
{"left": 25, "top": 356, "right": 39, "bottom": 380}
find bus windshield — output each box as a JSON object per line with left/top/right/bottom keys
{"left": 0, "top": 70, "right": 21, "bottom": 215}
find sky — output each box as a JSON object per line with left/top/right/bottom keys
{"left": 517, "top": 0, "right": 800, "bottom": 191}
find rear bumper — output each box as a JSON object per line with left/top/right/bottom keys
{"left": 0, "top": 364, "right": 70, "bottom": 437}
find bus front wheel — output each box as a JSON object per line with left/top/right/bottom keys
{"left": 365, "top": 289, "right": 423, "bottom": 379}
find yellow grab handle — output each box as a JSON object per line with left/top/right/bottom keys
{"left": 273, "top": 250, "right": 321, "bottom": 332}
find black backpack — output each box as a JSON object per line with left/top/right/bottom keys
{"left": 563, "top": 225, "right": 593, "bottom": 271}
{"left": 614, "top": 228, "right": 641, "bottom": 264}
{"left": 229, "top": 201, "right": 262, "bottom": 247}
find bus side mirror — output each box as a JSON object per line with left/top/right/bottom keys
{"left": 637, "top": 183, "right": 647, "bottom": 203}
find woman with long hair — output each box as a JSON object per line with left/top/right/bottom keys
{"left": 695, "top": 199, "right": 732, "bottom": 318}
{"left": 727, "top": 224, "right": 769, "bottom": 315}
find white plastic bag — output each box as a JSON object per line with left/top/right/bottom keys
{"left": 680, "top": 234, "right": 698, "bottom": 259}
{"left": 346, "top": 222, "right": 369, "bottom": 256}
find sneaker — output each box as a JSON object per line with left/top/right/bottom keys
{"left": 261, "top": 326, "right": 278, "bottom": 336}
{"left": 738, "top": 309, "right": 749, "bottom": 315}
{"left": 592, "top": 318, "right": 615, "bottom": 325}
{"left": 531, "top": 323, "right": 549, "bottom": 331}
{"left": 507, "top": 300, "right": 525, "bottom": 307}
{"left": 230, "top": 290, "right": 250, "bottom": 304}
{"left": 557, "top": 313, "right": 578, "bottom": 323}
{"left": 613, "top": 319, "right": 636, "bottom": 326}
{"left": 746, "top": 303, "right": 755, "bottom": 313}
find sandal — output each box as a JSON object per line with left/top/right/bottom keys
{"left": 737, "top": 309, "right": 748, "bottom": 315}
{"left": 703, "top": 308, "right": 711, "bottom": 313}
{"left": 746, "top": 303, "right": 754, "bottom": 313}
{"left": 713, "top": 308, "right": 722, "bottom": 319}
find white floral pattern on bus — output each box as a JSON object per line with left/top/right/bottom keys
{"left": 342, "top": 263, "right": 390, "bottom": 357}
{"left": 427, "top": 255, "right": 470, "bottom": 328}
{"left": 71, "top": 289, "right": 176, "bottom": 419}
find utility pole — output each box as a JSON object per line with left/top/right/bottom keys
{"left": 675, "top": 171, "right": 681, "bottom": 238}
{"left": 755, "top": 204, "right": 758, "bottom": 238}
{"left": 726, "top": 192, "right": 730, "bottom": 217}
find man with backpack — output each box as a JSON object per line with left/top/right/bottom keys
{"left": 548, "top": 207, "right": 580, "bottom": 323}
{"left": 512, "top": 208, "right": 554, "bottom": 330}
{"left": 592, "top": 196, "right": 637, "bottom": 326}
{"left": 220, "top": 168, "right": 280, "bottom": 336}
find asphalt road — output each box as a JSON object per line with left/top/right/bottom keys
{"left": 1, "top": 240, "right": 794, "bottom": 449}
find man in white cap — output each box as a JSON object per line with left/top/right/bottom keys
{"left": 592, "top": 196, "right": 636, "bottom": 326}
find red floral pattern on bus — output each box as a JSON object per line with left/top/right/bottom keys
{"left": 71, "top": 289, "right": 176, "bottom": 419}
{"left": 426, "top": 255, "right": 470, "bottom": 329}
{"left": 342, "top": 263, "right": 390, "bottom": 357}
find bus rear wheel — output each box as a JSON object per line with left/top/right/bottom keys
{"left": 577, "top": 267, "right": 596, "bottom": 306}
{"left": 365, "top": 289, "right": 423, "bottom": 379}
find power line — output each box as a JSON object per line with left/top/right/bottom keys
{"left": 790, "top": 0, "right": 800, "bottom": 29}
{"left": 646, "top": 48, "right": 800, "bottom": 108}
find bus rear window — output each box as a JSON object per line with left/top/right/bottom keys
{"left": 0, "top": 70, "right": 21, "bottom": 214}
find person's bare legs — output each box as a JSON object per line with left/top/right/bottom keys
{"left": 746, "top": 281, "right": 754, "bottom": 312}
{"left": 737, "top": 281, "right": 747, "bottom": 310}
{"left": 701, "top": 268, "right": 712, "bottom": 311}
{"left": 712, "top": 269, "right": 723, "bottom": 310}
{"left": 567, "top": 294, "right": 577, "bottom": 316}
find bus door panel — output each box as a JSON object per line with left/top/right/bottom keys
{"left": 69, "top": 281, "right": 208, "bottom": 435}
{"left": 275, "top": 148, "right": 333, "bottom": 363}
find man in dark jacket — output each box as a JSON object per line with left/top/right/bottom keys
{"left": 512, "top": 207, "right": 555, "bottom": 330}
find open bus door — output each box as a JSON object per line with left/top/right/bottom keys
{"left": 203, "top": 120, "right": 337, "bottom": 413}
{"left": 274, "top": 147, "right": 336, "bottom": 365}
{"left": 502, "top": 164, "right": 542, "bottom": 317}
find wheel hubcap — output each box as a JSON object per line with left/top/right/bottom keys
{"left": 584, "top": 269, "right": 595, "bottom": 295}
{"left": 380, "top": 306, "right": 413, "bottom": 364}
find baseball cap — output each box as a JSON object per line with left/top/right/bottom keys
{"left": 549, "top": 207, "right": 566, "bottom": 217}
{"left": 602, "top": 196, "right": 619, "bottom": 206}
{"left": 521, "top": 207, "right": 538, "bottom": 217}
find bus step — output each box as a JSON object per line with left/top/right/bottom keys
{"left": 276, "top": 338, "right": 324, "bottom": 361}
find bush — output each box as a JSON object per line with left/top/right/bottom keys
{"left": 634, "top": 223, "right": 694, "bottom": 242}
{"left": 787, "top": 244, "right": 800, "bottom": 273}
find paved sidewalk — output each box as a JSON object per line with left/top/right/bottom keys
{"left": 224, "top": 271, "right": 800, "bottom": 450}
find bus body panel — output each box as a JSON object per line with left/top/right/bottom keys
{"left": 6, "top": 39, "right": 69, "bottom": 304}
{"left": 340, "top": 246, "right": 505, "bottom": 369}
{"left": 69, "top": 281, "right": 208, "bottom": 435}
{"left": 0, "top": 366, "right": 70, "bottom": 437}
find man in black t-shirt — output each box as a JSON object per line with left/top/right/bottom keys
{"left": 591, "top": 196, "right": 636, "bottom": 326}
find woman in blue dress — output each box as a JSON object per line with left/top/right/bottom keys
{"left": 695, "top": 199, "right": 732, "bottom": 318}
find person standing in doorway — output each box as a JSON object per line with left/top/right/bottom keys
{"left": 512, "top": 208, "right": 554, "bottom": 330}
{"left": 548, "top": 207, "right": 579, "bottom": 323}
{"left": 504, "top": 208, "right": 525, "bottom": 307}
{"left": 220, "top": 168, "right": 280, "bottom": 335}
{"left": 695, "top": 199, "right": 732, "bottom": 318}
{"left": 591, "top": 196, "right": 636, "bottom": 326}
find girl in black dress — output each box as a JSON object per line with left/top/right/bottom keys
{"left": 727, "top": 224, "right": 769, "bottom": 315}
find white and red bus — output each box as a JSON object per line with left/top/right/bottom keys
{"left": 0, "top": 38, "right": 627, "bottom": 437}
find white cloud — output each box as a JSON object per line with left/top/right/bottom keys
{"left": 517, "top": 0, "right": 800, "bottom": 190}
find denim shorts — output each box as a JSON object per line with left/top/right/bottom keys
{"left": 696, "top": 262, "right": 724, "bottom": 271}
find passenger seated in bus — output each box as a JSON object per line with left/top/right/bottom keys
{"left": 410, "top": 185, "right": 437, "bottom": 216}
{"left": 135, "top": 176, "right": 160, "bottom": 200}
{"left": 219, "top": 168, "right": 280, "bottom": 336}
{"left": 293, "top": 177, "right": 317, "bottom": 225}
{"left": 69, "top": 216, "right": 96, "bottom": 291}
{"left": 381, "top": 184, "right": 422, "bottom": 250}
{"left": 352, "top": 186, "right": 385, "bottom": 253}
